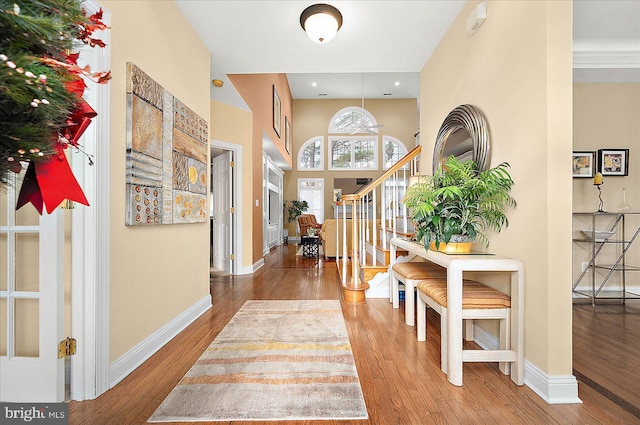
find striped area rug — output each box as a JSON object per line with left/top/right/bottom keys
{"left": 149, "top": 300, "right": 368, "bottom": 422}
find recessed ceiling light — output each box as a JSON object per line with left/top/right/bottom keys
{"left": 312, "top": 82, "right": 317, "bottom": 87}
{"left": 394, "top": 81, "right": 400, "bottom": 86}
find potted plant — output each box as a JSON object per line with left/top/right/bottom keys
{"left": 403, "top": 156, "right": 516, "bottom": 253}
{"left": 283, "top": 200, "right": 309, "bottom": 238}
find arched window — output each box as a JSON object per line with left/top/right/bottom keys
{"left": 383, "top": 136, "right": 408, "bottom": 170}
{"left": 327, "top": 107, "right": 379, "bottom": 170}
{"left": 328, "top": 106, "right": 379, "bottom": 134}
{"left": 297, "top": 136, "right": 324, "bottom": 170}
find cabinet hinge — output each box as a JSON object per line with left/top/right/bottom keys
{"left": 58, "top": 337, "right": 77, "bottom": 359}
{"left": 230, "top": 254, "right": 235, "bottom": 260}
{"left": 229, "top": 161, "right": 234, "bottom": 168}
{"left": 230, "top": 207, "right": 235, "bottom": 214}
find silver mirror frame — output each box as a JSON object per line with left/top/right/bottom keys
{"left": 432, "top": 104, "right": 491, "bottom": 173}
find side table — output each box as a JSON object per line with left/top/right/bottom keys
{"left": 301, "top": 235, "right": 320, "bottom": 257}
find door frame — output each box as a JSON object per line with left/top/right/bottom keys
{"left": 69, "top": 0, "right": 110, "bottom": 400}
{"left": 211, "top": 140, "right": 242, "bottom": 275}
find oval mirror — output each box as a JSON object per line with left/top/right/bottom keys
{"left": 432, "top": 104, "right": 491, "bottom": 173}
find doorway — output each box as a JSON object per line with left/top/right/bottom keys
{"left": 210, "top": 141, "right": 241, "bottom": 277}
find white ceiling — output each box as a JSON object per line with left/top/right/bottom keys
{"left": 175, "top": 0, "right": 640, "bottom": 109}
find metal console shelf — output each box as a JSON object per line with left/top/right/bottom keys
{"left": 572, "top": 212, "right": 640, "bottom": 306}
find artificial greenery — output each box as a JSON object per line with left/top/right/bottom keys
{"left": 283, "top": 199, "right": 309, "bottom": 223}
{"left": 0, "top": 0, "right": 108, "bottom": 184}
{"left": 403, "top": 156, "right": 516, "bottom": 250}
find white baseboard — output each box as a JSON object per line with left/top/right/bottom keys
{"left": 524, "top": 362, "right": 582, "bottom": 404}
{"left": 253, "top": 258, "right": 264, "bottom": 272}
{"left": 474, "top": 325, "right": 581, "bottom": 404}
{"left": 109, "top": 295, "right": 212, "bottom": 388}
{"left": 236, "top": 258, "right": 265, "bottom": 275}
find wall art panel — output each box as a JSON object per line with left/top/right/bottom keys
{"left": 126, "top": 63, "right": 209, "bottom": 225}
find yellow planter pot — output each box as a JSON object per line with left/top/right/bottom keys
{"left": 429, "top": 241, "right": 472, "bottom": 254}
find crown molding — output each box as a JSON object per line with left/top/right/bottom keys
{"left": 573, "top": 39, "right": 640, "bottom": 68}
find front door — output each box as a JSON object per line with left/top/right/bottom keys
{"left": 0, "top": 170, "right": 65, "bottom": 402}
{"left": 211, "top": 151, "right": 233, "bottom": 273}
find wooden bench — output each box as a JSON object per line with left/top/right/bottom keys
{"left": 389, "top": 261, "right": 447, "bottom": 326}
{"left": 416, "top": 278, "right": 513, "bottom": 376}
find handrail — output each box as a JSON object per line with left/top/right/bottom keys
{"left": 336, "top": 145, "right": 421, "bottom": 303}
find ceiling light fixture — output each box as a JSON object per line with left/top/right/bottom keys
{"left": 300, "top": 3, "right": 343, "bottom": 44}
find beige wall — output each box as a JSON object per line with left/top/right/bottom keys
{"left": 210, "top": 100, "right": 254, "bottom": 270}
{"left": 101, "top": 0, "right": 211, "bottom": 362}
{"left": 287, "top": 98, "right": 418, "bottom": 232}
{"left": 573, "top": 83, "right": 640, "bottom": 212}
{"left": 572, "top": 83, "right": 640, "bottom": 287}
{"left": 228, "top": 74, "right": 293, "bottom": 264}
{"left": 420, "top": 0, "right": 573, "bottom": 376}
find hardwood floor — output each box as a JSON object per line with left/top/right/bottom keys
{"left": 572, "top": 300, "right": 640, "bottom": 419}
{"left": 69, "top": 244, "right": 640, "bottom": 424}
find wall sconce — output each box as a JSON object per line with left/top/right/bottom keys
{"left": 300, "top": 3, "right": 343, "bottom": 44}
{"left": 593, "top": 172, "right": 605, "bottom": 212}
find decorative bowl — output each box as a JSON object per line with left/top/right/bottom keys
{"left": 580, "top": 230, "right": 615, "bottom": 242}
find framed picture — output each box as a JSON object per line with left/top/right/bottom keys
{"left": 273, "top": 85, "right": 281, "bottom": 138}
{"left": 285, "top": 116, "right": 291, "bottom": 154}
{"left": 572, "top": 151, "right": 595, "bottom": 178}
{"left": 598, "top": 149, "right": 629, "bottom": 176}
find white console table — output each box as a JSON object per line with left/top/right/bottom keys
{"left": 389, "top": 237, "right": 525, "bottom": 387}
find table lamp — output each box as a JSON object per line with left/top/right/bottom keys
{"left": 593, "top": 172, "right": 605, "bottom": 212}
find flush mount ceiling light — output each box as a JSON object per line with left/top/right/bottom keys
{"left": 300, "top": 3, "right": 343, "bottom": 44}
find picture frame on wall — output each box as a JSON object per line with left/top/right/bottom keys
{"left": 273, "top": 85, "right": 281, "bottom": 138}
{"left": 572, "top": 151, "right": 595, "bottom": 178}
{"left": 285, "top": 116, "right": 291, "bottom": 154}
{"left": 598, "top": 148, "right": 629, "bottom": 176}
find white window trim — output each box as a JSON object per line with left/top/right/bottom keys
{"left": 328, "top": 106, "right": 379, "bottom": 134}
{"left": 382, "top": 136, "right": 408, "bottom": 170}
{"left": 328, "top": 135, "right": 378, "bottom": 171}
{"left": 297, "top": 136, "right": 324, "bottom": 171}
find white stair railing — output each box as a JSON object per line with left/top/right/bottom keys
{"left": 335, "top": 146, "right": 421, "bottom": 294}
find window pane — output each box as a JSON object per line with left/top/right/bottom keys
{"left": 354, "top": 139, "right": 375, "bottom": 168}
{"left": 0, "top": 189, "right": 7, "bottom": 227}
{"left": 331, "top": 139, "right": 351, "bottom": 168}
{"left": 0, "top": 233, "right": 6, "bottom": 292}
{"left": 0, "top": 298, "right": 6, "bottom": 356}
{"left": 333, "top": 111, "right": 360, "bottom": 133}
{"left": 330, "top": 108, "right": 377, "bottom": 134}
{"left": 15, "top": 298, "right": 39, "bottom": 357}
{"left": 15, "top": 204, "right": 40, "bottom": 226}
{"left": 300, "top": 140, "right": 321, "bottom": 169}
{"left": 384, "top": 139, "right": 408, "bottom": 169}
{"left": 15, "top": 233, "right": 39, "bottom": 292}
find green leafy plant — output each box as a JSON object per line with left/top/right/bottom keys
{"left": 403, "top": 156, "right": 516, "bottom": 250}
{"left": 283, "top": 199, "right": 309, "bottom": 223}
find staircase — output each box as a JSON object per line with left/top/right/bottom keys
{"left": 336, "top": 145, "right": 421, "bottom": 303}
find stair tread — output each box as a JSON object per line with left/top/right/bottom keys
{"left": 383, "top": 228, "right": 414, "bottom": 237}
